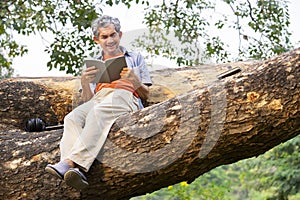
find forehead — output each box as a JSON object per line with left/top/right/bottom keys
{"left": 98, "top": 24, "right": 117, "bottom": 36}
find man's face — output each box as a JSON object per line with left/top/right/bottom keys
{"left": 94, "top": 24, "right": 122, "bottom": 56}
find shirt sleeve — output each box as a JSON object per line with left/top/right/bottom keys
{"left": 136, "top": 53, "right": 152, "bottom": 86}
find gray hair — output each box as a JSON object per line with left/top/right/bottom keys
{"left": 91, "top": 15, "right": 121, "bottom": 39}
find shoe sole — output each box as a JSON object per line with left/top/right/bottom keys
{"left": 64, "top": 170, "right": 88, "bottom": 191}
{"left": 45, "top": 166, "right": 63, "bottom": 179}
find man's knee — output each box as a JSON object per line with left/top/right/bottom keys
{"left": 64, "top": 111, "right": 75, "bottom": 124}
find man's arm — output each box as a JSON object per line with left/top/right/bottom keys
{"left": 134, "top": 84, "right": 149, "bottom": 100}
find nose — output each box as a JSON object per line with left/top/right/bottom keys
{"left": 107, "top": 36, "right": 114, "bottom": 43}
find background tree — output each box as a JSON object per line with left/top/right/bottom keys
{"left": 141, "top": 0, "right": 293, "bottom": 65}
{"left": 0, "top": 0, "right": 295, "bottom": 79}
{"left": 0, "top": 0, "right": 98, "bottom": 78}
{"left": 133, "top": 136, "right": 300, "bottom": 200}
{"left": 238, "top": 135, "right": 300, "bottom": 200}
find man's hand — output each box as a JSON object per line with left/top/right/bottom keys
{"left": 120, "top": 68, "right": 149, "bottom": 100}
{"left": 80, "top": 66, "right": 99, "bottom": 102}
{"left": 81, "top": 66, "right": 99, "bottom": 85}
{"left": 120, "top": 68, "right": 140, "bottom": 88}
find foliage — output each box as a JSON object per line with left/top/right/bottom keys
{"left": 0, "top": 0, "right": 295, "bottom": 78}
{"left": 0, "top": 62, "right": 14, "bottom": 79}
{"left": 0, "top": 0, "right": 98, "bottom": 77}
{"left": 132, "top": 176, "right": 231, "bottom": 200}
{"left": 141, "top": 0, "right": 293, "bottom": 65}
{"left": 238, "top": 135, "right": 300, "bottom": 199}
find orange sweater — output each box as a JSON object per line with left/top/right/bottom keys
{"left": 95, "top": 79, "right": 139, "bottom": 98}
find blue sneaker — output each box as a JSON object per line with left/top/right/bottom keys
{"left": 64, "top": 168, "right": 89, "bottom": 190}
{"left": 45, "top": 161, "right": 70, "bottom": 179}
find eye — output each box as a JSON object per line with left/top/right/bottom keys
{"left": 100, "top": 35, "right": 108, "bottom": 39}
{"left": 110, "top": 32, "right": 117, "bottom": 38}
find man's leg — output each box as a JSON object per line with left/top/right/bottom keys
{"left": 60, "top": 99, "right": 94, "bottom": 161}
{"left": 45, "top": 98, "right": 94, "bottom": 179}
{"left": 67, "top": 88, "right": 139, "bottom": 172}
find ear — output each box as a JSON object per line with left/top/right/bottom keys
{"left": 119, "top": 31, "right": 123, "bottom": 38}
{"left": 93, "top": 36, "right": 100, "bottom": 44}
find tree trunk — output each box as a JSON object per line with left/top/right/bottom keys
{"left": 0, "top": 48, "right": 299, "bottom": 200}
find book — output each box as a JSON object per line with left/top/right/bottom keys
{"left": 85, "top": 55, "right": 127, "bottom": 83}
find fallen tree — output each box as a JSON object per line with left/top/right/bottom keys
{"left": 0, "top": 48, "right": 299, "bottom": 199}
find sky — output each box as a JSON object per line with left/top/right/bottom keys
{"left": 11, "top": 1, "right": 300, "bottom": 77}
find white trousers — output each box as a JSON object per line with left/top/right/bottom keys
{"left": 60, "top": 88, "right": 139, "bottom": 172}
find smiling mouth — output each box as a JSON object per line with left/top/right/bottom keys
{"left": 106, "top": 43, "right": 116, "bottom": 48}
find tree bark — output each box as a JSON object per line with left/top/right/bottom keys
{"left": 0, "top": 48, "right": 299, "bottom": 200}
